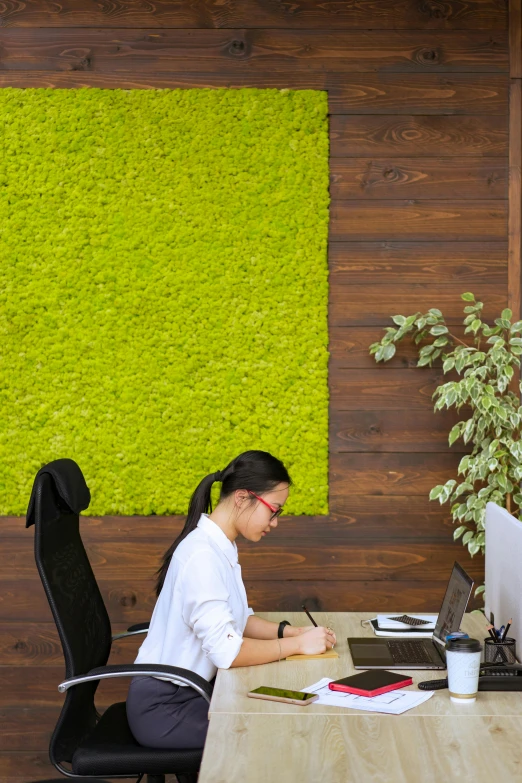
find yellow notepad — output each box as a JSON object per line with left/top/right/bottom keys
{"left": 285, "top": 649, "right": 339, "bottom": 661}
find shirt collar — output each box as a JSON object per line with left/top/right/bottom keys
{"left": 197, "top": 513, "right": 238, "bottom": 567}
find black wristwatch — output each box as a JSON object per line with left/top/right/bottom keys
{"left": 278, "top": 620, "right": 291, "bottom": 639}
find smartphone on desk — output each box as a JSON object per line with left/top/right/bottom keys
{"left": 247, "top": 686, "right": 318, "bottom": 706}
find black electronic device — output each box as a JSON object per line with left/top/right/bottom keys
{"left": 348, "top": 562, "right": 474, "bottom": 670}
{"left": 478, "top": 663, "right": 522, "bottom": 690}
{"left": 418, "top": 663, "right": 522, "bottom": 692}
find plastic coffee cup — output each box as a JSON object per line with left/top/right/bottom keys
{"left": 445, "top": 637, "right": 482, "bottom": 703}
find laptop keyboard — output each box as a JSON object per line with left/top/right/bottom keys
{"left": 388, "top": 640, "right": 435, "bottom": 664}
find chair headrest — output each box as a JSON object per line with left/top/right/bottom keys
{"left": 26, "top": 458, "right": 91, "bottom": 528}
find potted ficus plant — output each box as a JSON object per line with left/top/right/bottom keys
{"left": 369, "top": 293, "right": 522, "bottom": 601}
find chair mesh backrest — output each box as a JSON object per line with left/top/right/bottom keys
{"left": 32, "top": 471, "right": 112, "bottom": 765}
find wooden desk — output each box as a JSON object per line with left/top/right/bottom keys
{"left": 199, "top": 612, "right": 522, "bottom": 782}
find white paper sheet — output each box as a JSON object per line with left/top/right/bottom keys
{"left": 302, "top": 677, "right": 434, "bottom": 715}
{"left": 376, "top": 614, "right": 437, "bottom": 630}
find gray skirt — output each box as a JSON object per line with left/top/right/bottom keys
{"left": 126, "top": 675, "right": 215, "bottom": 750}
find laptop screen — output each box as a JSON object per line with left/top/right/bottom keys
{"left": 433, "top": 562, "right": 474, "bottom": 647}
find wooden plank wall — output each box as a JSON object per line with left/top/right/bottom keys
{"left": 0, "top": 1, "right": 517, "bottom": 779}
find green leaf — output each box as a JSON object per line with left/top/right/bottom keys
{"left": 430, "top": 325, "right": 448, "bottom": 336}
{"left": 470, "top": 319, "right": 482, "bottom": 333}
{"left": 391, "top": 315, "right": 406, "bottom": 326}
{"left": 381, "top": 344, "right": 396, "bottom": 361}
{"left": 454, "top": 525, "right": 467, "bottom": 540}
{"left": 429, "top": 308, "right": 443, "bottom": 317}
{"left": 443, "top": 357, "right": 455, "bottom": 373}
{"left": 445, "top": 389, "right": 457, "bottom": 407}
{"left": 481, "top": 396, "right": 493, "bottom": 410}
{"left": 461, "top": 292, "right": 475, "bottom": 302}
{"left": 462, "top": 530, "right": 474, "bottom": 545}
{"left": 502, "top": 308, "right": 513, "bottom": 322}
{"left": 474, "top": 585, "right": 485, "bottom": 597}
{"left": 448, "top": 425, "right": 461, "bottom": 446}
{"left": 510, "top": 320, "right": 522, "bottom": 333}
{"left": 429, "top": 485, "right": 444, "bottom": 501}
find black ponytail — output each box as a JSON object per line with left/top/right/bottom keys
{"left": 155, "top": 450, "right": 292, "bottom": 596}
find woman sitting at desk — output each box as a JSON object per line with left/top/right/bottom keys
{"left": 126, "top": 449, "right": 336, "bottom": 750}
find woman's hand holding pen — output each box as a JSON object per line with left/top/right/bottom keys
{"left": 295, "top": 626, "right": 337, "bottom": 655}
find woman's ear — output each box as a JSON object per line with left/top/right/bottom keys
{"left": 234, "top": 489, "right": 249, "bottom": 507}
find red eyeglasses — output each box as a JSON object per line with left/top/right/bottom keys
{"left": 247, "top": 490, "right": 283, "bottom": 520}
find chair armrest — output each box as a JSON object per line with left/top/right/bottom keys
{"left": 127, "top": 622, "right": 150, "bottom": 633}
{"left": 58, "top": 663, "right": 212, "bottom": 704}
{"left": 111, "top": 621, "right": 150, "bottom": 642}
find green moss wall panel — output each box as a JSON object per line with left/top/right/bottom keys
{"left": 0, "top": 87, "right": 329, "bottom": 516}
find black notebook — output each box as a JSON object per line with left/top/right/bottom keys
{"left": 328, "top": 670, "right": 413, "bottom": 697}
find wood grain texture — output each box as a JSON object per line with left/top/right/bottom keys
{"left": 328, "top": 242, "right": 508, "bottom": 284}
{"left": 0, "top": 578, "right": 155, "bottom": 623}
{"left": 330, "top": 408, "right": 468, "bottom": 452}
{"left": 0, "top": 71, "right": 507, "bottom": 114}
{"left": 510, "top": 0, "right": 522, "bottom": 77}
{"left": 0, "top": 622, "right": 143, "bottom": 666}
{"left": 330, "top": 452, "right": 461, "bottom": 495}
{"left": 329, "top": 325, "right": 458, "bottom": 368}
{"left": 0, "top": 29, "right": 509, "bottom": 73}
{"left": 9, "top": 498, "right": 463, "bottom": 546}
{"left": 330, "top": 159, "right": 508, "bottom": 199}
{"left": 330, "top": 200, "right": 507, "bottom": 241}
{"left": 0, "top": 707, "right": 58, "bottom": 750}
{"left": 331, "top": 115, "right": 508, "bottom": 156}
{"left": 329, "top": 285, "right": 507, "bottom": 326}
{"left": 331, "top": 368, "right": 444, "bottom": 410}
{"left": 0, "top": 1, "right": 508, "bottom": 30}
{"left": 0, "top": 496, "right": 460, "bottom": 540}
{"left": 508, "top": 80, "right": 522, "bottom": 319}
{"left": 0, "top": 578, "right": 477, "bottom": 621}
{"left": 199, "top": 715, "right": 522, "bottom": 783}
{"left": 0, "top": 538, "right": 484, "bottom": 582}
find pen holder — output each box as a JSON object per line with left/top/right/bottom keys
{"left": 484, "top": 637, "right": 517, "bottom": 665}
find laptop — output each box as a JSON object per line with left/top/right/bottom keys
{"left": 348, "top": 562, "right": 474, "bottom": 669}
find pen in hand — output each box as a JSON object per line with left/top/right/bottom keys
{"left": 302, "top": 604, "right": 335, "bottom": 649}
{"left": 302, "top": 604, "right": 318, "bottom": 627}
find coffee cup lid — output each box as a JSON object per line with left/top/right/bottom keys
{"left": 445, "top": 637, "right": 482, "bottom": 653}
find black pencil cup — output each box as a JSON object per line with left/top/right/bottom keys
{"left": 484, "top": 637, "right": 517, "bottom": 664}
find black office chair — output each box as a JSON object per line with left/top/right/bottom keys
{"left": 26, "top": 459, "right": 212, "bottom": 783}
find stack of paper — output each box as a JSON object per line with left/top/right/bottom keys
{"left": 301, "top": 678, "right": 434, "bottom": 715}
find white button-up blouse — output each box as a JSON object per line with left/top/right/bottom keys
{"left": 134, "top": 512, "right": 254, "bottom": 684}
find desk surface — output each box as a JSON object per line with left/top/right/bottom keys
{"left": 200, "top": 612, "right": 522, "bottom": 783}
{"left": 200, "top": 714, "right": 522, "bottom": 783}
{"left": 210, "top": 612, "right": 522, "bottom": 717}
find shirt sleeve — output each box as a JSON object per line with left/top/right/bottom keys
{"left": 180, "top": 548, "right": 244, "bottom": 669}
{"left": 247, "top": 607, "right": 255, "bottom": 616}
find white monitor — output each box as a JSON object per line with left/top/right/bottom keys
{"left": 485, "top": 501, "right": 522, "bottom": 653}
